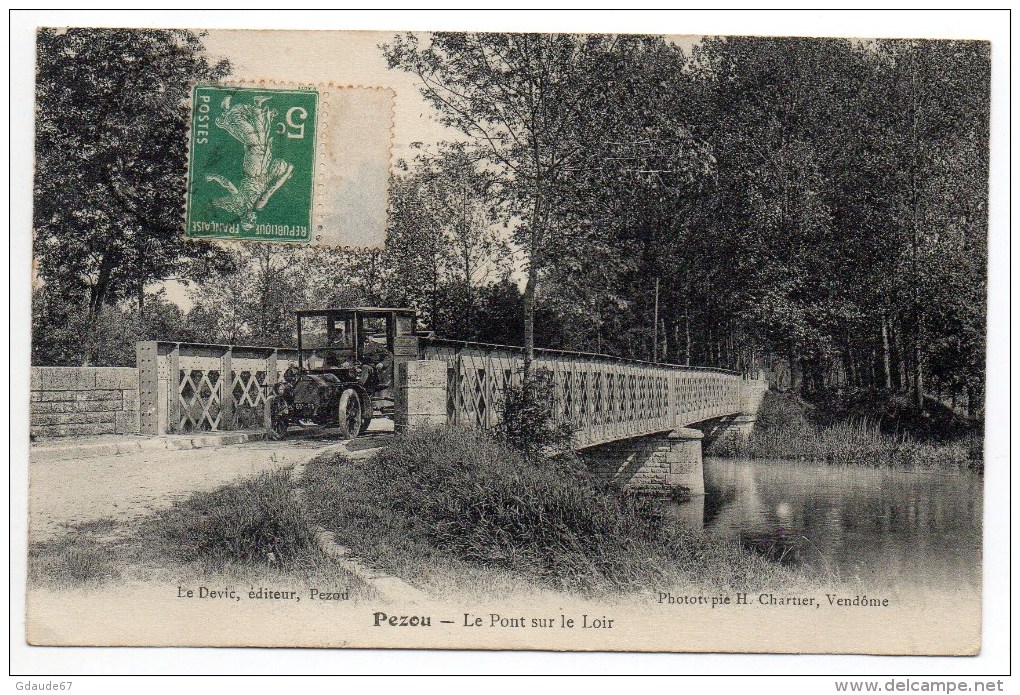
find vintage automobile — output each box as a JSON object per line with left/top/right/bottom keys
{"left": 265, "top": 307, "right": 418, "bottom": 440}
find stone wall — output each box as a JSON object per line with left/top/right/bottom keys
{"left": 30, "top": 367, "right": 139, "bottom": 438}
{"left": 585, "top": 428, "right": 705, "bottom": 496}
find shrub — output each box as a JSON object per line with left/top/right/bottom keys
{"left": 492, "top": 368, "right": 574, "bottom": 460}
{"left": 142, "top": 468, "right": 317, "bottom": 566}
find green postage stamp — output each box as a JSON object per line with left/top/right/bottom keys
{"left": 184, "top": 81, "right": 393, "bottom": 249}
{"left": 186, "top": 85, "right": 318, "bottom": 242}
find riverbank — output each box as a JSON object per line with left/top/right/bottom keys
{"left": 733, "top": 389, "right": 982, "bottom": 470}
{"left": 299, "top": 426, "right": 822, "bottom": 598}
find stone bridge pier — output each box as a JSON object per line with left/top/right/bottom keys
{"left": 584, "top": 379, "right": 768, "bottom": 497}
{"left": 585, "top": 428, "right": 707, "bottom": 496}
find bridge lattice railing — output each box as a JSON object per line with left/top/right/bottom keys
{"left": 136, "top": 341, "right": 301, "bottom": 434}
{"left": 136, "top": 338, "right": 760, "bottom": 441}
{"left": 420, "top": 338, "right": 752, "bottom": 448}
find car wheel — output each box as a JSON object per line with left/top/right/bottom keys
{"left": 337, "top": 389, "right": 363, "bottom": 440}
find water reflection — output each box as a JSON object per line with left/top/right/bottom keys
{"left": 675, "top": 458, "right": 983, "bottom": 591}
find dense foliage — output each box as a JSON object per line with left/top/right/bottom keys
{"left": 33, "top": 31, "right": 988, "bottom": 415}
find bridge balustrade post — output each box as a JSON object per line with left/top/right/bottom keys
{"left": 137, "top": 341, "right": 160, "bottom": 435}
{"left": 167, "top": 344, "right": 180, "bottom": 433}
{"left": 740, "top": 377, "right": 768, "bottom": 419}
{"left": 396, "top": 359, "right": 449, "bottom": 430}
{"left": 700, "top": 378, "right": 769, "bottom": 454}
{"left": 220, "top": 346, "right": 234, "bottom": 430}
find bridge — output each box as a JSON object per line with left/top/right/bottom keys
{"left": 418, "top": 338, "right": 764, "bottom": 448}
{"left": 126, "top": 337, "right": 767, "bottom": 496}
{"left": 416, "top": 338, "right": 768, "bottom": 495}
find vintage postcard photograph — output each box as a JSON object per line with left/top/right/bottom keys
{"left": 22, "top": 21, "right": 992, "bottom": 658}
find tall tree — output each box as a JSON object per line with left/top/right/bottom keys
{"left": 384, "top": 33, "right": 713, "bottom": 369}
{"left": 34, "top": 28, "right": 230, "bottom": 325}
{"left": 385, "top": 33, "right": 607, "bottom": 371}
{"left": 869, "top": 39, "right": 990, "bottom": 408}
{"left": 384, "top": 145, "right": 509, "bottom": 336}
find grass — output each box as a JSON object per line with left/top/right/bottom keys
{"left": 29, "top": 520, "right": 121, "bottom": 586}
{"left": 300, "top": 425, "right": 815, "bottom": 596}
{"left": 137, "top": 468, "right": 317, "bottom": 567}
{"left": 735, "top": 390, "right": 983, "bottom": 470}
{"left": 30, "top": 468, "right": 373, "bottom": 597}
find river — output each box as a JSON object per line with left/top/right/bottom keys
{"left": 671, "top": 457, "right": 983, "bottom": 593}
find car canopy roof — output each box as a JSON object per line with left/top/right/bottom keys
{"left": 296, "top": 307, "right": 415, "bottom": 317}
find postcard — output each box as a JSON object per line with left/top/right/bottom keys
{"left": 25, "top": 26, "right": 989, "bottom": 655}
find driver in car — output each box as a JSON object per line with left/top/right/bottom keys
{"left": 360, "top": 336, "right": 392, "bottom": 389}
{"left": 321, "top": 348, "right": 344, "bottom": 369}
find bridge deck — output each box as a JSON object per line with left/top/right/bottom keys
{"left": 420, "top": 338, "right": 757, "bottom": 449}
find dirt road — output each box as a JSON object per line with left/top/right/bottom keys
{"left": 28, "top": 429, "right": 389, "bottom": 541}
